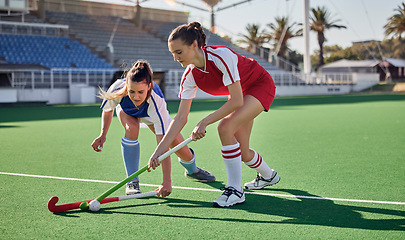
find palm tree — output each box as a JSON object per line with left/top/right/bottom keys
{"left": 310, "top": 6, "right": 346, "bottom": 67}
{"left": 237, "top": 23, "right": 266, "bottom": 53}
{"left": 384, "top": 3, "right": 405, "bottom": 39}
{"left": 266, "top": 16, "right": 302, "bottom": 58}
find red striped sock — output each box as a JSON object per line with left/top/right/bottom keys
{"left": 221, "top": 143, "right": 242, "bottom": 191}
{"left": 244, "top": 150, "right": 273, "bottom": 179}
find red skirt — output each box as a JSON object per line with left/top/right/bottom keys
{"left": 243, "top": 71, "right": 276, "bottom": 112}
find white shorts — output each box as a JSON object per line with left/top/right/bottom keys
{"left": 115, "top": 103, "right": 172, "bottom": 135}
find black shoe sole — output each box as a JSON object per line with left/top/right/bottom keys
{"left": 244, "top": 176, "right": 280, "bottom": 190}
{"left": 212, "top": 199, "right": 245, "bottom": 208}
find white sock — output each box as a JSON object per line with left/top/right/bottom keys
{"left": 222, "top": 142, "right": 242, "bottom": 192}
{"left": 244, "top": 149, "right": 273, "bottom": 179}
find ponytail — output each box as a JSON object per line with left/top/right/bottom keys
{"left": 98, "top": 60, "right": 154, "bottom": 100}
{"left": 168, "top": 21, "right": 206, "bottom": 48}
{"left": 127, "top": 60, "right": 153, "bottom": 86}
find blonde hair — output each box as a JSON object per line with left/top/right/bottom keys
{"left": 99, "top": 60, "right": 153, "bottom": 101}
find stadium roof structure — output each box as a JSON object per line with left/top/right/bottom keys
{"left": 320, "top": 58, "right": 405, "bottom": 77}
{"left": 322, "top": 58, "right": 405, "bottom": 69}
{"left": 322, "top": 59, "right": 380, "bottom": 68}
{"left": 319, "top": 59, "right": 380, "bottom": 74}
{"left": 382, "top": 58, "right": 405, "bottom": 68}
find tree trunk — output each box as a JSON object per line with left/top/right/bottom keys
{"left": 318, "top": 32, "right": 325, "bottom": 66}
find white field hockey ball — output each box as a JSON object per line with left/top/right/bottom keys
{"left": 89, "top": 200, "right": 101, "bottom": 212}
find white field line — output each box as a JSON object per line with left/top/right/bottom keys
{"left": 1, "top": 171, "right": 404, "bottom": 206}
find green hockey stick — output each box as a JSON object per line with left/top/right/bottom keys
{"left": 84, "top": 137, "right": 192, "bottom": 211}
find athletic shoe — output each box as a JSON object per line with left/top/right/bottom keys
{"left": 244, "top": 170, "right": 280, "bottom": 190}
{"left": 126, "top": 180, "right": 141, "bottom": 195}
{"left": 213, "top": 186, "right": 245, "bottom": 208}
{"left": 185, "top": 167, "right": 216, "bottom": 182}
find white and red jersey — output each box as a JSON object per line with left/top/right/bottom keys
{"left": 179, "top": 45, "right": 274, "bottom": 100}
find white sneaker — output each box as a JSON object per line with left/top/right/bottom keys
{"left": 244, "top": 170, "right": 280, "bottom": 190}
{"left": 126, "top": 180, "right": 141, "bottom": 195}
{"left": 213, "top": 186, "right": 245, "bottom": 208}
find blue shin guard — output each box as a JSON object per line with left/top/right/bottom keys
{"left": 121, "top": 137, "right": 140, "bottom": 182}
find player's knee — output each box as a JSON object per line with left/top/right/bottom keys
{"left": 217, "top": 118, "right": 234, "bottom": 137}
{"left": 124, "top": 120, "right": 140, "bottom": 138}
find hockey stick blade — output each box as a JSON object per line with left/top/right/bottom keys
{"left": 48, "top": 191, "right": 157, "bottom": 213}
{"left": 48, "top": 196, "right": 117, "bottom": 213}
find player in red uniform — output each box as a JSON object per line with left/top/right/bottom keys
{"left": 149, "top": 22, "right": 280, "bottom": 207}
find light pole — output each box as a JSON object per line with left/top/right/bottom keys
{"left": 303, "top": 0, "right": 312, "bottom": 77}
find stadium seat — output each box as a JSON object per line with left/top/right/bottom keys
{"left": 0, "top": 33, "right": 114, "bottom": 69}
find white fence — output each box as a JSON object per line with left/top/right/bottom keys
{"left": 163, "top": 70, "right": 378, "bottom": 100}
{"left": 0, "top": 21, "right": 69, "bottom": 36}
{"left": 0, "top": 68, "right": 379, "bottom": 104}
{"left": 1, "top": 68, "right": 116, "bottom": 104}
{"left": 8, "top": 68, "right": 117, "bottom": 89}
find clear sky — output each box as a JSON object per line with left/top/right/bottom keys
{"left": 89, "top": 0, "right": 403, "bottom": 55}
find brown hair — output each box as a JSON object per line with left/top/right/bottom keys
{"left": 168, "top": 22, "right": 206, "bottom": 48}
{"left": 99, "top": 60, "right": 153, "bottom": 100}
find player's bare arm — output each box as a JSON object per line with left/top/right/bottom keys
{"left": 91, "top": 110, "right": 114, "bottom": 152}
{"left": 193, "top": 81, "right": 243, "bottom": 140}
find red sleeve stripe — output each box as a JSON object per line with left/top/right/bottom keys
{"left": 206, "top": 50, "right": 235, "bottom": 83}
{"left": 247, "top": 155, "right": 263, "bottom": 169}
{"left": 179, "top": 67, "right": 192, "bottom": 98}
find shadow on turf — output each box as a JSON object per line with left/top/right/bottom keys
{"left": 2, "top": 94, "right": 405, "bottom": 123}
{"left": 199, "top": 180, "right": 226, "bottom": 189}
{"left": 172, "top": 94, "right": 405, "bottom": 112}
{"left": 68, "top": 188, "right": 405, "bottom": 231}
{"left": 0, "top": 124, "right": 21, "bottom": 128}
{"left": 270, "top": 93, "right": 405, "bottom": 109}
{"left": 237, "top": 188, "right": 405, "bottom": 231}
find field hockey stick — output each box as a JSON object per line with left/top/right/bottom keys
{"left": 93, "top": 137, "right": 192, "bottom": 203}
{"left": 48, "top": 191, "right": 157, "bottom": 213}
{"left": 48, "top": 137, "right": 192, "bottom": 213}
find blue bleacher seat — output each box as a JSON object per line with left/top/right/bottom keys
{"left": 0, "top": 33, "right": 114, "bottom": 69}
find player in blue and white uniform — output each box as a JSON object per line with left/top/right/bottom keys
{"left": 91, "top": 60, "right": 215, "bottom": 198}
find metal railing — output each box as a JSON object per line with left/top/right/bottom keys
{"left": 162, "top": 70, "right": 355, "bottom": 99}
{"left": 5, "top": 68, "right": 356, "bottom": 96}
{"left": 9, "top": 68, "right": 117, "bottom": 89}
{"left": 272, "top": 55, "right": 301, "bottom": 74}
{"left": 305, "top": 72, "right": 353, "bottom": 85}
{"left": 253, "top": 44, "right": 301, "bottom": 73}
{"left": 165, "top": 70, "right": 353, "bottom": 88}
{"left": 6, "top": 68, "right": 355, "bottom": 90}
{"left": 0, "top": 21, "right": 69, "bottom": 36}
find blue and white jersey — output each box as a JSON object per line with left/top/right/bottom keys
{"left": 101, "top": 79, "right": 171, "bottom": 135}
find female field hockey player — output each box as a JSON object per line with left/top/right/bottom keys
{"left": 148, "top": 22, "right": 280, "bottom": 207}
{"left": 91, "top": 60, "right": 215, "bottom": 198}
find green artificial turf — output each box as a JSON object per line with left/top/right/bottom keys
{"left": 0, "top": 94, "right": 404, "bottom": 239}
